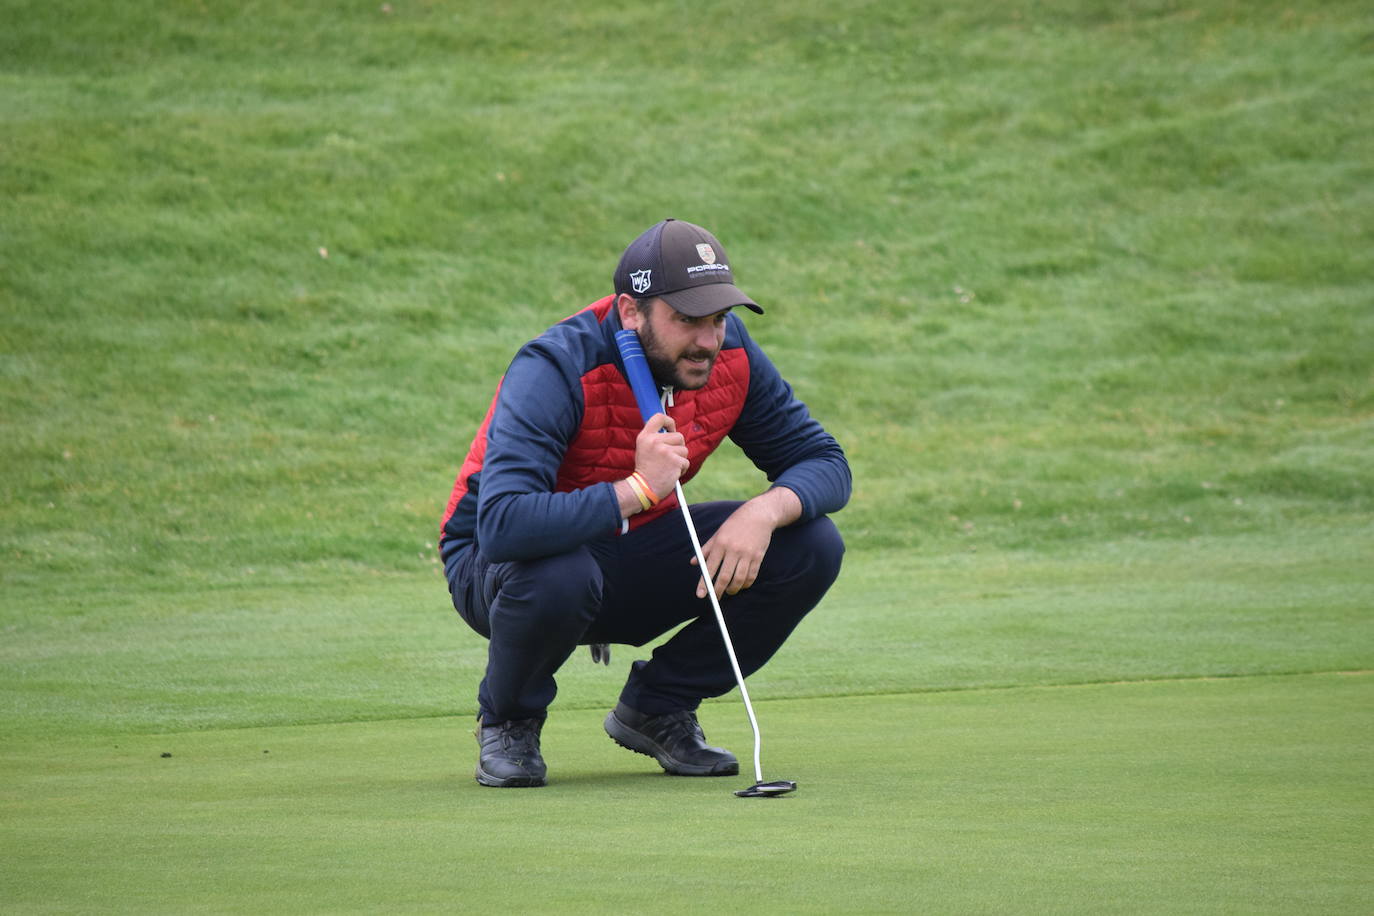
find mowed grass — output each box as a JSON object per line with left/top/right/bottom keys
{"left": 2, "top": 0, "right": 1370, "bottom": 586}
{"left": 1, "top": 0, "right": 1372, "bottom": 912}
{"left": 2, "top": 532, "right": 1369, "bottom": 740}
{"left": 2, "top": 675, "right": 1369, "bottom": 913}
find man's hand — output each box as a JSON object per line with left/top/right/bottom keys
{"left": 691, "top": 487, "right": 803, "bottom": 599}
{"left": 634, "top": 413, "right": 688, "bottom": 499}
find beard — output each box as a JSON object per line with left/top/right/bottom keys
{"left": 639, "top": 319, "right": 717, "bottom": 391}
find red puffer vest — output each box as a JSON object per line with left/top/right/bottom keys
{"left": 441, "top": 296, "right": 752, "bottom": 540}
{"left": 557, "top": 297, "right": 750, "bottom": 530}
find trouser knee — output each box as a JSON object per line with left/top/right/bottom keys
{"left": 776, "top": 515, "right": 845, "bottom": 595}
{"left": 808, "top": 515, "right": 845, "bottom": 576}
{"left": 490, "top": 549, "right": 603, "bottom": 640}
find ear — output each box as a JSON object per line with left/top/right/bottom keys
{"left": 616, "top": 293, "right": 643, "bottom": 331}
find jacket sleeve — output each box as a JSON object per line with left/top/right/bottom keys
{"left": 728, "top": 325, "right": 852, "bottom": 521}
{"left": 473, "top": 342, "right": 623, "bottom": 562}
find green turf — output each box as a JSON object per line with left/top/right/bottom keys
{"left": 3, "top": 532, "right": 1369, "bottom": 740}
{"left": 3, "top": 675, "right": 1369, "bottom": 913}
{"left": 3, "top": 0, "right": 1369, "bottom": 587}
{"left": 2, "top": 0, "right": 1371, "bottom": 910}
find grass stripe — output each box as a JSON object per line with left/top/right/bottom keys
{"left": 3, "top": 673, "right": 1368, "bottom": 914}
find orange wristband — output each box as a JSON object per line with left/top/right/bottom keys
{"left": 626, "top": 475, "right": 652, "bottom": 512}
{"left": 631, "top": 471, "right": 661, "bottom": 506}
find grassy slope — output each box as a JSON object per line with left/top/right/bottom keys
{"left": 3, "top": 0, "right": 1369, "bottom": 599}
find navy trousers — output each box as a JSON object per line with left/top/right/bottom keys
{"left": 444, "top": 501, "right": 844, "bottom": 725}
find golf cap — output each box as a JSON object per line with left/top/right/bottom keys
{"left": 613, "top": 219, "right": 764, "bottom": 317}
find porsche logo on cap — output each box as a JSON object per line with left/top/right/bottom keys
{"left": 695, "top": 243, "right": 717, "bottom": 264}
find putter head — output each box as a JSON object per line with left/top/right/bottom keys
{"left": 734, "top": 780, "right": 797, "bottom": 798}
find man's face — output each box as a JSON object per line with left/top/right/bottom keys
{"left": 636, "top": 301, "right": 730, "bottom": 391}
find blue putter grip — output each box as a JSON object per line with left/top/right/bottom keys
{"left": 615, "top": 329, "right": 662, "bottom": 425}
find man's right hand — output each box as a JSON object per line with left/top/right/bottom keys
{"left": 635, "top": 413, "right": 689, "bottom": 500}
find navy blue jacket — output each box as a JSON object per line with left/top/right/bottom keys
{"left": 441, "top": 297, "right": 850, "bottom": 563}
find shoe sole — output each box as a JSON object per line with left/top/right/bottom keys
{"left": 603, "top": 710, "right": 739, "bottom": 777}
{"left": 474, "top": 763, "right": 546, "bottom": 788}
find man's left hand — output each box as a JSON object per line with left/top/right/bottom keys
{"left": 692, "top": 488, "right": 802, "bottom": 599}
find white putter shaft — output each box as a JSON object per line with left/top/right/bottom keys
{"left": 633, "top": 369, "right": 793, "bottom": 797}
{"left": 672, "top": 479, "right": 765, "bottom": 785}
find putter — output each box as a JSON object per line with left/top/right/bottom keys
{"left": 616, "top": 329, "right": 797, "bottom": 799}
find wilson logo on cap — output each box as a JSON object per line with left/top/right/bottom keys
{"left": 630, "top": 270, "right": 652, "bottom": 294}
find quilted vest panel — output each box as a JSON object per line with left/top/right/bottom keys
{"left": 558, "top": 347, "right": 750, "bottom": 529}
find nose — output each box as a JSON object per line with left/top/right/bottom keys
{"left": 696, "top": 323, "right": 723, "bottom": 352}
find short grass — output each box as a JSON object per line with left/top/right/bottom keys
{"left": 3, "top": 532, "right": 1369, "bottom": 740}
{"left": 3, "top": 675, "right": 1369, "bottom": 913}
{"left": 1, "top": 0, "right": 1371, "bottom": 912}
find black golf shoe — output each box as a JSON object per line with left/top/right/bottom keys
{"left": 604, "top": 702, "right": 739, "bottom": 777}
{"left": 474, "top": 717, "right": 547, "bottom": 788}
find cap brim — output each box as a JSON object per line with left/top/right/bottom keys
{"left": 661, "top": 282, "right": 764, "bottom": 317}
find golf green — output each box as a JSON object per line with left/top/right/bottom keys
{"left": 3, "top": 672, "right": 1367, "bottom": 913}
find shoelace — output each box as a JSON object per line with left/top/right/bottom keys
{"left": 497, "top": 719, "right": 540, "bottom": 753}
{"left": 656, "top": 710, "right": 704, "bottom": 744}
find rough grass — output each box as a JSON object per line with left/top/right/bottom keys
{"left": 3, "top": 0, "right": 1369, "bottom": 590}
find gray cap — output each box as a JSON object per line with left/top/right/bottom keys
{"left": 613, "top": 219, "right": 764, "bottom": 317}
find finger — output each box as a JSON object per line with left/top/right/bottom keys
{"left": 737, "top": 556, "right": 762, "bottom": 593}
{"left": 693, "top": 547, "right": 723, "bottom": 599}
{"left": 713, "top": 554, "right": 742, "bottom": 598}
{"left": 696, "top": 567, "right": 710, "bottom": 599}
{"left": 733, "top": 558, "right": 757, "bottom": 595}
{"left": 718, "top": 546, "right": 763, "bottom": 596}
{"left": 696, "top": 556, "right": 721, "bottom": 599}
{"left": 648, "top": 434, "right": 687, "bottom": 456}
{"left": 645, "top": 413, "right": 676, "bottom": 433}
